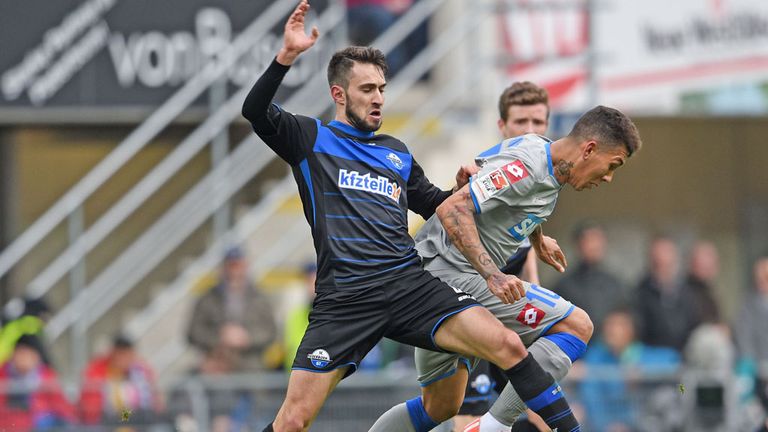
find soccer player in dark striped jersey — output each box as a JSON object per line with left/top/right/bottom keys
{"left": 244, "top": 2, "right": 582, "bottom": 431}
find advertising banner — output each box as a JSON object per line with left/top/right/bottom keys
{"left": 0, "top": 0, "right": 332, "bottom": 109}
{"left": 498, "top": 0, "right": 768, "bottom": 114}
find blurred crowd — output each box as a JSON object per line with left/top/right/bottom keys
{"left": 552, "top": 224, "right": 768, "bottom": 431}
{"left": 0, "top": 232, "right": 766, "bottom": 431}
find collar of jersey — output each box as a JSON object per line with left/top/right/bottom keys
{"left": 329, "top": 120, "right": 375, "bottom": 139}
{"left": 545, "top": 141, "right": 563, "bottom": 188}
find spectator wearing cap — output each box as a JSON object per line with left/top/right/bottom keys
{"left": 0, "top": 297, "right": 53, "bottom": 366}
{"left": 79, "top": 334, "right": 164, "bottom": 426}
{"left": 0, "top": 335, "right": 76, "bottom": 431}
{"left": 187, "top": 246, "right": 277, "bottom": 372}
{"left": 552, "top": 221, "right": 625, "bottom": 334}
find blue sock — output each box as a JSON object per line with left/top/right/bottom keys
{"left": 544, "top": 332, "right": 587, "bottom": 362}
{"left": 405, "top": 396, "right": 439, "bottom": 432}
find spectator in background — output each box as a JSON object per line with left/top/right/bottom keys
{"left": 170, "top": 347, "right": 252, "bottom": 432}
{"left": 187, "top": 246, "right": 277, "bottom": 372}
{"left": 0, "top": 297, "right": 53, "bottom": 366}
{"left": 283, "top": 263, "right": 383, "bottom": 372}
{"left": 685, "top": 240, "right": 722, "bottom": 325}
{"left": 580, "top": 308, "right": 680, "bottom": 431}
{"left": 634, "top": 236, "right": 697, "bottom": 352}
{"left": 283, "top": 262, "right": 317, "bottom": 372}
{"left": 0, "top": 335, "right": 76, "bottom": 431}
{"left": 553, "top": 221, "right": 625, "bottom": 334}
{"left": 79, "top": 334, "right": 163, "bottom": 426}
{"left": 733, "top": 255, "right": 768, "bottom": 417}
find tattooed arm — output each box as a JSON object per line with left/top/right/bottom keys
{"left": 435, "top": 184, "right": 526, "bottom": 303}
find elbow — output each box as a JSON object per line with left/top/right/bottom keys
{"left": 435, "top": 199, "right": 453, "bottom": 224}
{"left": 241, "top": 104, "right": 254, "bottom": 122}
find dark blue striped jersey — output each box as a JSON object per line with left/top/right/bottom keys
{"left": 242, "top": 59, "right": 451, "bottom": 291}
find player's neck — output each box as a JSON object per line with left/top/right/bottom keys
{"left": 549, "top": 138, "right": 579, "bottom": 186}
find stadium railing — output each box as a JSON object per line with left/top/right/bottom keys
{"left": 0, "top": 367, "right": 757, "bottom": 432}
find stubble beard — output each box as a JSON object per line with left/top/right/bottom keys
{"left": 346, "top": 105, "right": 381, "bottom": 133}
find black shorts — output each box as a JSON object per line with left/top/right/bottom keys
{"left": 292, "top": 267, "right": 480, "bottom": 378}
{"left": 458, "top": 360, "right": 507, "bottom": 415}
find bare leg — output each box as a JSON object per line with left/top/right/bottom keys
{"left": 272, "top": 368, "right": 348, "bottom": 432}
{"left": 434, "top": 307, "right": 580, "bottom": 432}
{"left": 433, "top": 307, "right": 527, "bottom": 368}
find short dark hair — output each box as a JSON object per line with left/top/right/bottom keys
{"left": 327, "top": 46, "right": 388, "bottom": 89}
{"left": 568, "top": 106, "right": 642, "bottom": 157}
{"left": 498, "top": 81, "right": 549, "bottom": 121}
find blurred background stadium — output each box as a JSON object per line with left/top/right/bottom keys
{"left": 1, "top": 0, "right": 767, "bottom": 430}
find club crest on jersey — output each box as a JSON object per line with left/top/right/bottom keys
{"left": 308, "top": 349, "right": 332, "bottom": 368}
{"left": 471, "top": 373, "right": 493, "bottom": 395}
{"left": 386, "top": 152, "right": 404, "bottom": 169}
{"left": 338, "top": 169, "right": 402, "bottom": 202}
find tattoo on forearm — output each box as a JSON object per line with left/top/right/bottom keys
{"left": 438, "top": 192, "right": 498, "bottom": 279}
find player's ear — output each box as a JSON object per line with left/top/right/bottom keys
{"left": 497, "top": 118, "right": 505, "bottom": 134}
{"left": 330, "top": 85, "right": 345, "bottom": 105}
{"left": 583, "top": 140, "right": 598, "bottom": 159}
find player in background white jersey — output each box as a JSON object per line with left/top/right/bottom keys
{"left": 370, "top": 105, "right": 642, "bottom": 432}
{"left": 452, "top": 82, "right": 553, "bottom": 432}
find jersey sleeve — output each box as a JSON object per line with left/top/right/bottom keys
{"left": 468, "top": 157, "right": 537, "bottom": 214}
{"left": 242, "top": 58, "right": 317, "bottom": 166}
{"left": 406, "top": 157, "right": 451, "bottom": 219}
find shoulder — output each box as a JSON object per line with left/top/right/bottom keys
{"left": 370, "top": 133, "right": 410, "bottom": 154}
{"left": 506, "top": 135, "right": 551, "bottom": 178}
{"left": 196, "top": 287, "right": 224, "bottom": 306}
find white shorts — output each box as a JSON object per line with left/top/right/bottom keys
{"left": 416, "top": 256, "right": 574, "bottom": 386}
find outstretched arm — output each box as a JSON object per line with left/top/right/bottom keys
{"left": 276, "top": 0, "right": 319, "bottom": 66}
{"left": 436, "top": 184, "right": 525, "bottom": 304}
{"left": 241, "top": 0, "right": 320, "bottom": 164}
{"left": 242, "top": 0, "right": 319, "bottom": 121}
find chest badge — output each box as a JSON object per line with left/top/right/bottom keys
{"left": 387, "top": 152, "right": 404, "bottom": 169}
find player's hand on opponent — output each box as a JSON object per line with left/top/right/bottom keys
{"left": 486, "top": 272, "right": 526, "bottom": 304}
{"left": 453, "top": 164, "right": 480, "bottom": 192}
{"left": 277, "top": 0, "right": 320, "bottom": 65}
{"left": 532, "top": 235, "right": 567, "bottom": 273}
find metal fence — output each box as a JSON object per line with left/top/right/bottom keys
{"left": 2, "top": 366, "right": 766, "bottom": 432}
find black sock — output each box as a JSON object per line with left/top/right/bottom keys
{"left": 262, "top": 422, "right": 274, "bottom": 432}
{"left": 503, "top": 354, "right": 580, "bottom": 431}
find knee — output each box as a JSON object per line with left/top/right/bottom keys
{"left": 423, "top": 393, "right": 462, "bottom": 423}
{"left": 490, "top": 330, "right": 527, "bottom": 368}
{"left": 566, "top": 307, "right": 594, "bottom": 343}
